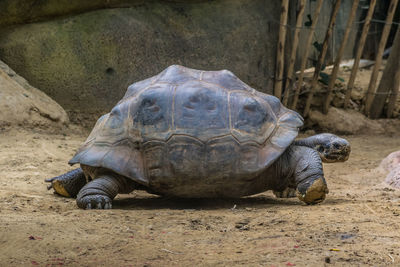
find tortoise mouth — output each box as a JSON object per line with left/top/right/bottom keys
{"left": 322, "top": 151, "right": 350, "bottom": 163}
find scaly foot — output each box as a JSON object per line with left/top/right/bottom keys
{"left": 45, "top": 168, "right": 87, "bottom": 198}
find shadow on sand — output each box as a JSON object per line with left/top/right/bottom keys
{"left": 110, "top": 193, "right": 351, "bottom": 210}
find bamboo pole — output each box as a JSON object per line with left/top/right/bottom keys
{"left": 282, "top": 0, "right": 306, "bottom": 106}
{"left": 385, "top": 27, "right": 400, "bottom": 118}
{"left": 386, "top": 68, "right": 400, "bottom": 118}
{"left": 364, "top": 0, "right": 399, "bottom": 116}
{"left": 303, "top": 0, "right": 342, "bottom": 117}
{"left": 370, "top": 26, "right": 400, "bottom": 118}
{"left": 322, "top": 0, "right": 359, "bottom": 114}
{"left": 274, "top": 0, "right": 290, "bottom": 100}
{"left": 344, "top": 0, "right": 377, "bottom": 109}
{"left": 290, "top": 0, "right": 324, "bottom": 110}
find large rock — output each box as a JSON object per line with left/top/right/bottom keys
{"left": 384, "top": 167, "right": 400, "bottom": 189}
{"left": 379, "top": 151, "right": 400, "bottom": 189}
{"left": 0, "top": 1, "right": 280, "bottom": 124}
{"left": 0, "top": 60, "right": 68, "bottom": 129}
{"left": 308, "top": 107, "right": 400, "bottom": 135}
{"left": 380, "top": 151, "right": 400, "bottom": 173}
{"left": 308, "top": 107, "right": 385, "bottom": 134}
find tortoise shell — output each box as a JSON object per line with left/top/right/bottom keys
{"left": 69, "top": 65, "right": 303, "bottom": 195}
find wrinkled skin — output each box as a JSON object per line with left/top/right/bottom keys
{"left": 273, "top": 133, "right": 351, "bottom": 199}
{"left": 294, "top": 133, "right": 351, "bottom": 163}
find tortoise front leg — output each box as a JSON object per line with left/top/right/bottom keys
{"left": 45, "top": 168, "right": 87, "bottom": 198}
{"left": 76, "top": 174, "right": 135, "bottom": 209}
{"left": 291, "top": 146, "right": 329, "bottom": 204}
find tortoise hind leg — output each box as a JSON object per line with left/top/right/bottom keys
{"left": 45, "top": 168, "right": 87, "bottom": 198}
{"left": 76, "top": 174, "right": 135, "bottom": 209}
{"left": 273, "top": 188, "right": 297, "bottom": 198}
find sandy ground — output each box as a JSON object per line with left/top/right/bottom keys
{"left": 1, "top": 127, "right": 400, "bottom": 267}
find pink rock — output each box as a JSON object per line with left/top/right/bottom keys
{"left": 380, "top": 151, "right": 400, "bottom": 189}
{"left": 384, "top": 166, "right": 400, "bottom": 189}
{"left": 379, "top": 151, "right": 400, "bottom": 172}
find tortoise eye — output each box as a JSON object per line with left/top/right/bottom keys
{"left": 333, "top": 143, "right": 341, "bottom": 149}
{"left": 317, "top": 145, "right": 325, "bottom": 153}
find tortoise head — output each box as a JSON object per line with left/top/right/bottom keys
{"left": 314, "top": 134, "right": 351, "bottom": 163}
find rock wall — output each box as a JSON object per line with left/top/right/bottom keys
{"left": 0, "top": 0, "right": 279, "bottom": 124}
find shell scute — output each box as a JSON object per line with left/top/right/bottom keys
{"left": 173, "top": 80, "right": 229, "bottom": 140}
{"left": 157, "top": 65, "right": 201, "bottom": 84}
{"left": 132, "top": 84, "right": 173, "bottom": 140}
{"left": 230, "top": 91, "right": 276, "bottom": 144}
{"left": 123, "top": 76, "right": 155, "bottom": 99}
{"left": 201, "top": 69, "right": 251, "bottom": 92}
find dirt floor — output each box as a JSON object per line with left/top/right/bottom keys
{"left": 1, "top": 127, "right": 400, "bottom": 267}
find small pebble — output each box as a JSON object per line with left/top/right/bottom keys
{"left": 325, "top": 256, "right": 331, "bottom": 263}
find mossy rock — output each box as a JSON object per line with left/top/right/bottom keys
{"left": 0, "top": 0, "right": 279, "bottom": 125}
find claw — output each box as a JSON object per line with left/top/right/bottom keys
{"left": 45, "top": 177, "right": 55, "bottom": 190}
{"left": 45, "top": 177, "right": 55, "bottom": 183}
{"left": 77, "top": 195, "right": 113, "bottom": 210}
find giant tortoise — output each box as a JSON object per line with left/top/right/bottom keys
{"left": 46, "top": 65, "right": 351, "bottom": 209}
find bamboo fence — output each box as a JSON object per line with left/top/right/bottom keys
{"left": 364, "top": 0, "right": 399, "bottom": 116}
{"left": 273, "top": 0, "right": 289, "bottom": 100}
{"left": 275, "top": 0, "right": 400, "bottom": 119}
{"left": 344, "top": 0, "right": 377, "bottom": 109}
{"left": 282, "top": 0, "right": 306, "bottom": 106}
{"left": 290, "top": 0, "right": 324, "bottom": 110}
{"left": 303, "top": 0, "right": 341, "bottom": 117}
{"left": 322, "top": 0, "right": 359, "bottom": 114}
